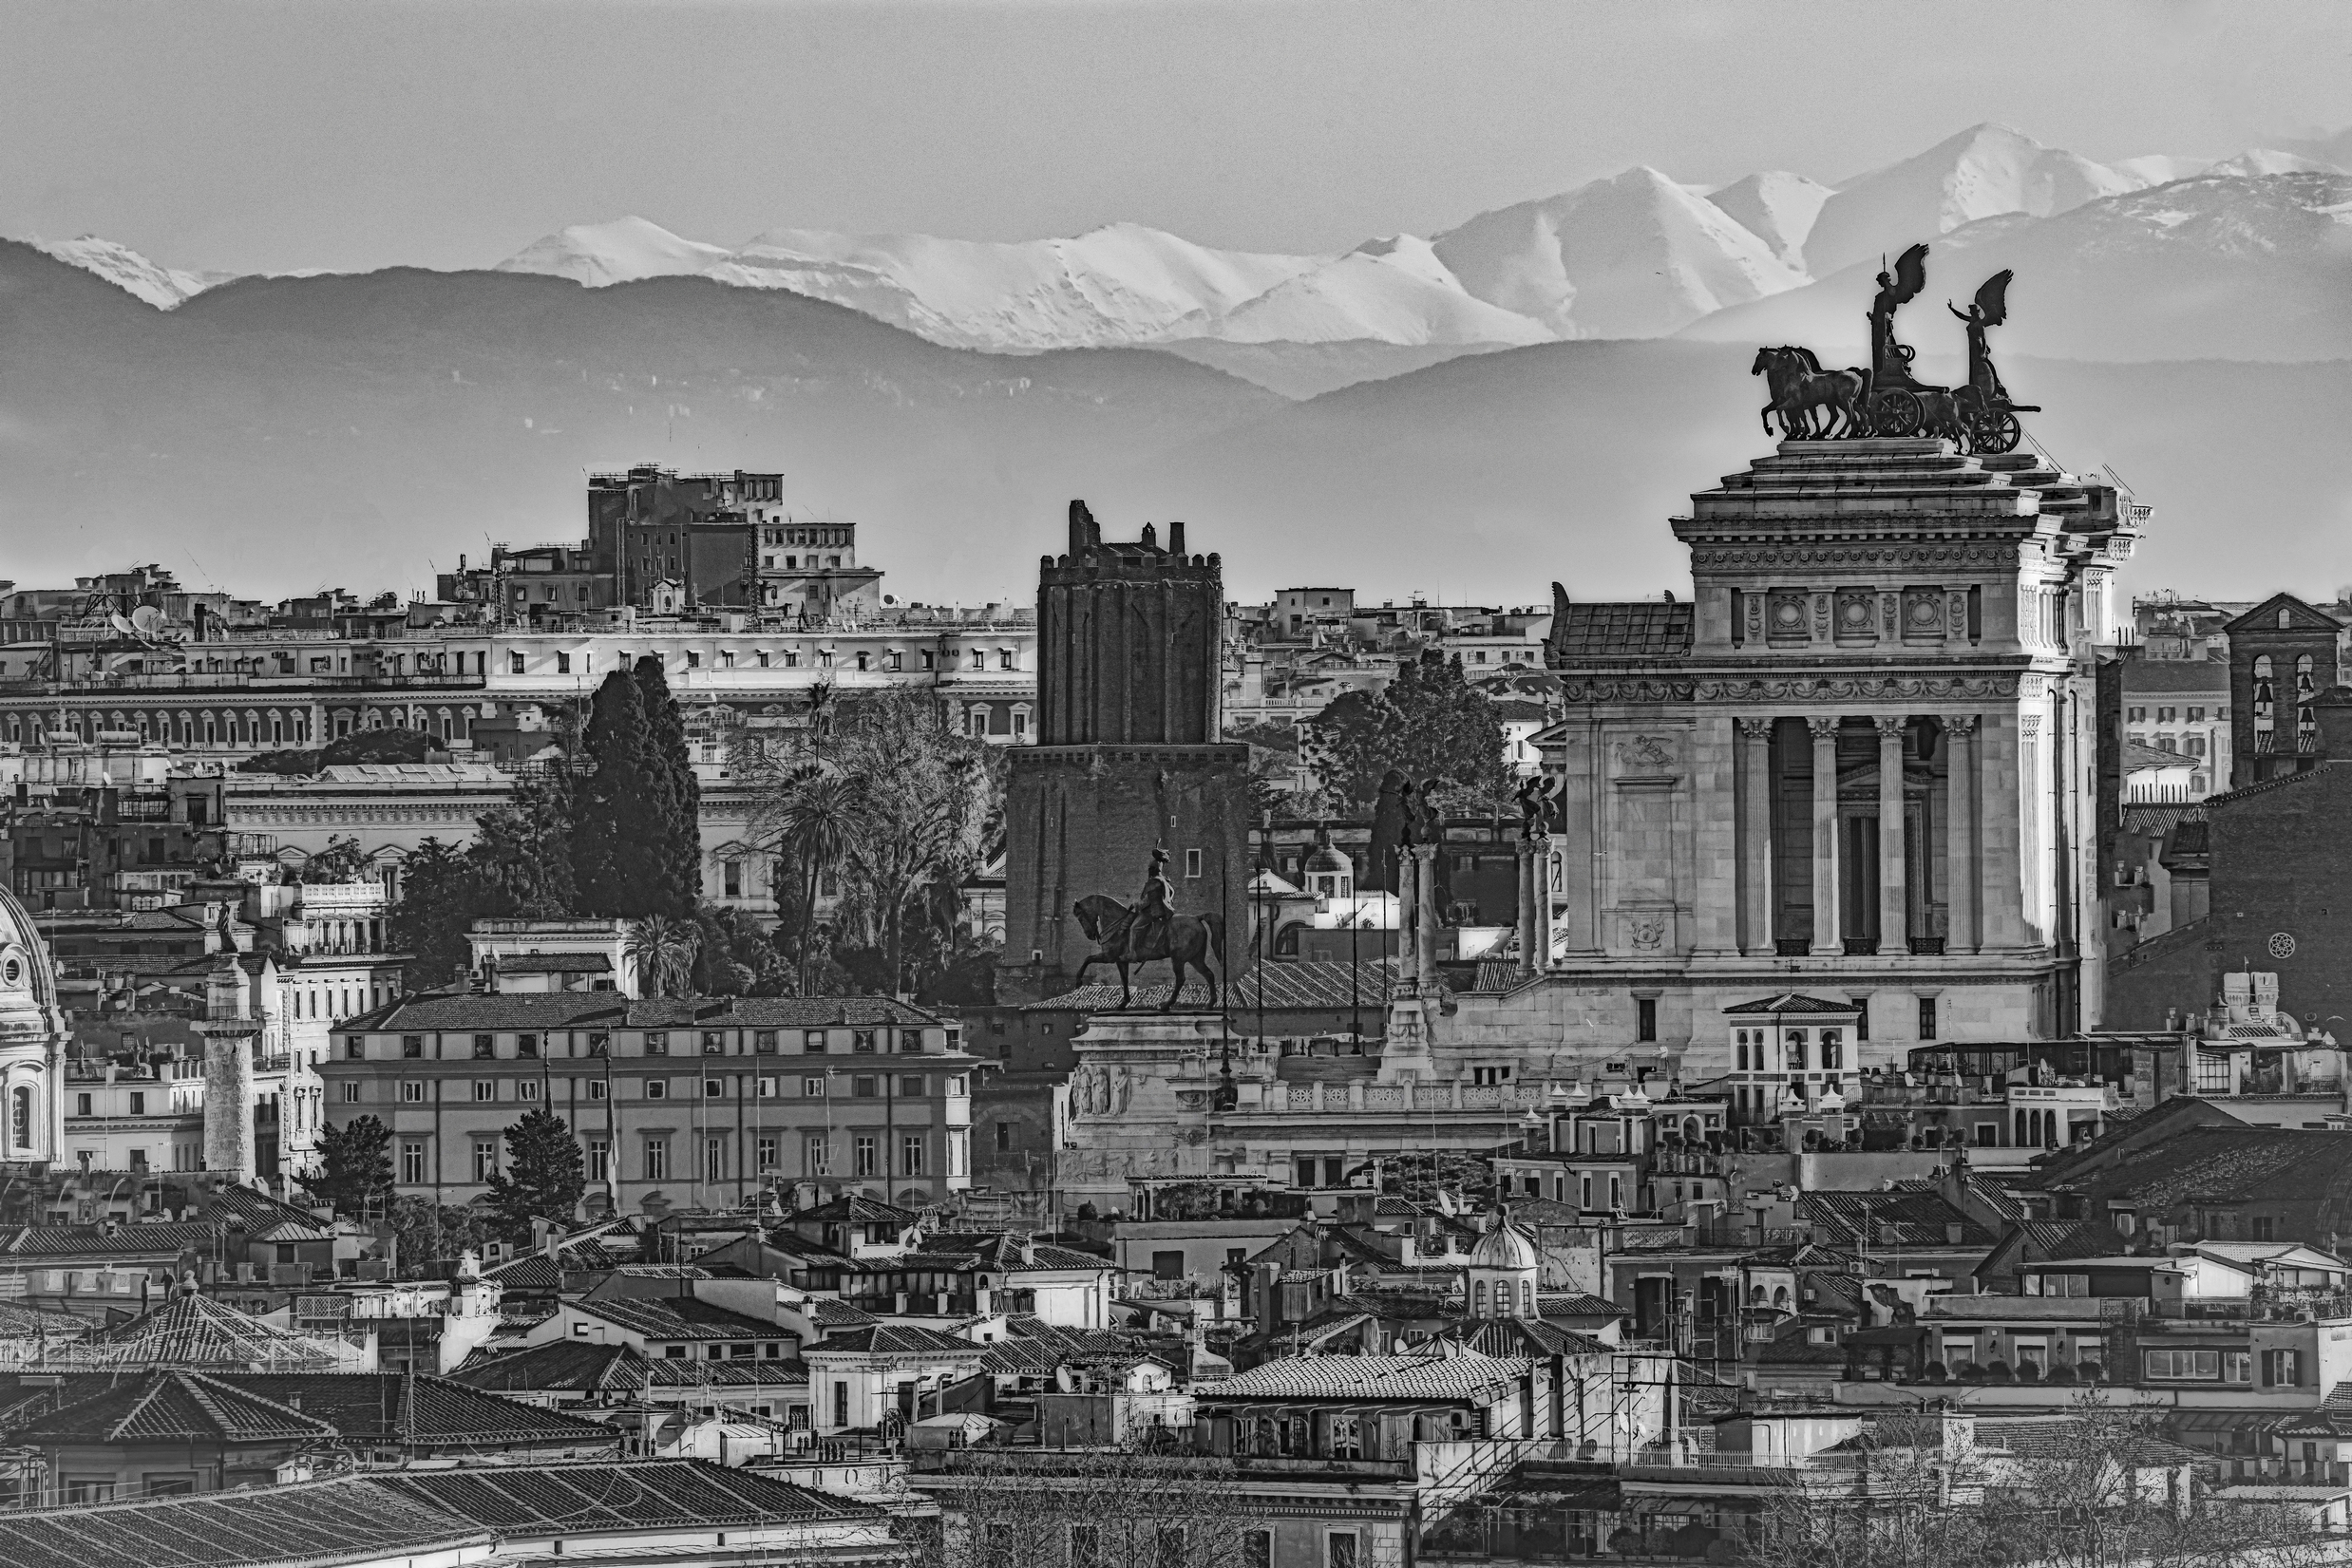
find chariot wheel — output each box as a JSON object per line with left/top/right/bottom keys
{"left": 1979, "top": 410, "right": 2023, "bottom": 454}
{"left": 1873, "top": 389, "right": 1922, "bottom": 438}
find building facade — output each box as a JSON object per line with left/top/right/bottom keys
{"left": 320, "top": 994, "right": 977, "bottom": 1212}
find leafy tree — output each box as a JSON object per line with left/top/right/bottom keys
{"left": 381, "top": 1195, "right": 503, "bottom": 1278}
{"left": 472, "top": 769, "right": 577, "bottom": 916}
{"left": 633, "top": 654, "right": 703, "bottom": 918}
{"left": 1378, "top": 1149, "right": 1495, "bottom": 1209}
{"left": 1305, "top": 650, "right": 1512, "bottom": 816}
{"left": 296, "top": 835, "right": 376, "bottom": 885}
{"left": 483, "top": 1107, "right": 588, "bottom": 1239}
{"left": 386, "top": 837, "right": 480, "bottom": 989}
{"left": 306, "top": 1114, "right": 394, "bottom": 1217}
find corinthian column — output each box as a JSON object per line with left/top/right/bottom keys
{"left": 1810, "top": 718, "right": 1842, "bottom": 956}
{"left": 1515, "top": 840, "right": 1539, "bottom": 978}
{"left": 1412, "top": 842, "right": 1441, "bottom": 994}
{"left": 1876, "top": 716, "right": 1909, "bottom": 955}
{"left": 1738, "top": 717, "right": 1774, "bottom": 954}
{"left": 1946, "top": 716, "right": 1980, "bottom": 954}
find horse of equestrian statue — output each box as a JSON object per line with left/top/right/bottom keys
{"left": 1070, "top": 889, "right": 1226, "bottom": 1011}
{"left": 1753, "top": 346, "right": 1867, "bottom": 440}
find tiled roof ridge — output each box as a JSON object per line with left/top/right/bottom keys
{"left": 2203, "top": 768, "right": 2327, "bottom": 811}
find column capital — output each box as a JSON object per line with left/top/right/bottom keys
{"left": 1736, "top": 716, "right": 1774, "bottom": 740}
{"left": 1807, "top": 717, "right": 1841, "bottom": 742}
{"left": 1945, "top": 714, "right": 1980, "bottom": 738}
{"left": 1873, "top": 715, "right": 1909, "bottom": 738}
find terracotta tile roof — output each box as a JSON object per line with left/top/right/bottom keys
{"left": 1210, "top": 1352, "right": 1534, "bottom": 1402}
{"left": 1539, "top": 1294, "right": 1626, "bottom": 1319}
{"left": 807, "top": 1299, "right": 882, "bottom": 1328}
{"left": 14, "top": 1369, "right": 332, "bottom": 1445}
{"left": 452, "top": 1339, "right": 651, "bottom": 1395}
{"left": 490, "top": 953, "right": 614, "bottom": 973}
{"left": 0, "top": 1475, "right": 481, "bottom": 1568}
{"left": 1922, "top": 1295, "right": 2109, "bottom": 1322}
{"left": 1801, "top": 1190, "right": 1995, "bottom": 1249}
{"left": 647, "top": 1359, "right": 808, "bottom": 1388}
{"left": 350, "top": 992, "right": 943, "bottom": 1032}
{"left": 235, "top": 1373, "right": 622, "bottom": 1446}
{"left": 979, "top": 1338, "right": 1068, "bottom": 1374}
{"left": 574, "top": 1297, "right": 785, "bottom": 1342}
{"left": 784, "top": 1194, "right": 920, "bottom": 1226}
{"left": 0, "top": 1221, "right": 221, "bottom": 1258}
{"left": 1450, "top": 1319, "right": 1613, "bottom": 1357}
{"left": 806, "top": 1324, "right": 987, "bottom": 1357}
{"left": 373, "top": 1455, "right": 879, "bottom": 1530}
{"left": 484, "top": 1254, "right": 564, "bottom": 1292}
{"left": 85, "top": 1293, "right": 351, "bottom": 1370}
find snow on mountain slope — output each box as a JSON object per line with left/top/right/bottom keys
{"left": 1802, "top": 123, "right": 2143, "bottom": 277}
{"left": 31, "top": 236, "right": 220, "bottom": 310}
{"left": 2111, "top": 154, "right": 2212, "bottom": 186}
{"left": 1681, "top": 172, "right": 2352, "bottom": 364}
{"left": 2203, "top": 148, "right": 2346, "bottom": 178}
{"left": 1198, "top": 235, "right": 1551, "bottom": 346}
{"left": 1706, "top": 172, "right": 1834, "bottom": 270}
{"left": 496, "top": 217, "right": 732, "bottom": 288}
{"left": 710, "top": 222, "right": 1320, "bottom": 351}
{"left": 1432, "top": 166, "right": 1804, "bottom": 340}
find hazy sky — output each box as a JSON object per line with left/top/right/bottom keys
{"left": 8, "top": 0, "right": 2349, "bottom": 274}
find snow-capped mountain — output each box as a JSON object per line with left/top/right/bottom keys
{"left": 1431, "top": 166, "right": 1805, "bottom": 339}
{"left": 702, "top": 222, "right": 1320, "bottom": 350}
{"left": 493, "top": 216, "right": 731, "bottom": 287}
{"left": 31, "top": 236, "right": 221, "bottom": 310}
{"left": 1202, "top": 235, "right": 1550, "bottom": 346}
{"left": 1682, "top": 171, "right": 2352, "bottom": 364}
{"left": 21, "top": 119, "right": 2352, "bottom": 380}
{"left": 1705, "top": 171, "right": 1833, "bottom": 271}
{"left": 1801, "top": 123, "right": 2146, "bottom": 277}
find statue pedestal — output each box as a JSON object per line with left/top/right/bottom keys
{"left": 1056, "top": 1011, "right": 1263, "bottom": 1210}
{"left": 1375, "top": 996, "right": 1436, "bottom": 1084}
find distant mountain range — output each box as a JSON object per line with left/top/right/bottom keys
{"left": 4, "top": 119, "right": 2350, "bottom": 607}
{"left": 23, "top": 121, "right": 2352, "bottom": 397}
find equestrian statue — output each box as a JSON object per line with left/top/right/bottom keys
{"left": 1070, "top": 847, "right": 1226, "bottom": 1011}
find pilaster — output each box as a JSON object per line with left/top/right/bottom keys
{"left": 1809, "top": 718, "right": 1842, "bottom": 955}
{"left": 1876, "top": 716, "right": 1908, "bottom": 954}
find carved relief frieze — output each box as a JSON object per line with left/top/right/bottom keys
{"left": 1613, "top": 734, "right": 1679, "bottom": 771}
{"left": 1686, "top": 542, "right": 2015, "bottom": 571}
{"left": 1553, "top": 680, "right": 1697, "bottom": 703}
{"left": 1765, "top": 592, "right": 1809, "bottom": 642}
{"left": 1833, "top": 589, "right": 1877, "bottom": 642}
{"left": 1904, "top": 587, "right": 1947, "bottom": 640}
{"left": 1692, "top": 673, "right": 2020, "bottom": 704}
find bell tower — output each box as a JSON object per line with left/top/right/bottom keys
{"left": 1002, "top": 502, "right": 1252, "bottom": 1003}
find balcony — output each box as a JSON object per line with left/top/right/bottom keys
{"left": 1843, "top": 939, "right": 1879, "bottom": 957}
{"left": 1908, "top": 936, "right": 1946, "bottom": 956}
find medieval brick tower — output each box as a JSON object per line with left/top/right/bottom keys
{"left": 1001, "top": 502, "right": 1251, "bottom": 1003}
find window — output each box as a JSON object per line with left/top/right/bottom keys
{"left": 854, "top": 1135, "right": 878, "bottom": 1177}
{"left": 1327, "top": 1531, "right": 1360, "bottom": 1568}
{"left": 473, "top": 1081, "right": 496, "bottom": 1102}
{"left": 517, "top": 1033, "right": 539, "bottom": 1058}
{"left": 899, "top": 1030, "right": 924, "bottom": 1054}
{"left": 518, "top": 1079, "right": 540, "bottom": 1102}
{"left": 2253, "top": 1216, "right": 2277, "bottom": 1241}
{"left": 346, "top": 1038, "right": 366, "bottom": 1061}
{"left": 472, "top": 1034, "right": 495, "bottom": 1059}
{"left": 2144, "top": 1348, "right": 2221, "bottom": 1380}
{"left": 755, "top": 1076, "right": 776, "bottom": 1098}
{"left": 401, "top": 1141, "right": 426, "bottom": 1182}
{"left": 402, "top": 1035, "right": 424, "bottom": 1059}
{"left": 75, "top": 1093, "right": 91, "bottom": 1118}
{"left": 704, "top": 1079, "right": 723, "bottom": 1099}
{"left": 1820, "top": 1029, "right": 1843, "bottom": 1070}
{"left": 1242, "top": 1530, "right": 1273, "bottom": 1568}
{"left": 587, "top": 1032, "right": 610, "bottom": 1057}
{"left": 702, "top": 1031, "right": 725, "bottom": 1054}
{"left": 899, "top": 1074, "right": 925, "bottom": 1097}
{"left": 996, "top": 1121, "right": 1013, "bottom": 1152}
{"left": 805, "top": 1134, "right": 831, "bottom": 1175}
{"left": 1850, "top": 998, "right": 1870, "bottom": 1041}
{"left": 803, "top": 1076, "right": 825, "bottom": 1098}
{"left": 645, "top": 1079, "right": 668, "bottom": 1100}
{"left": 754, "top": 1030, "right": 778, "bottom": 1054}
{"left": 705, "top": 1137, "right": 726, "bottom": 1182}
{"left": 804, "top": 1030, "right": 828, "bottom": 1053}
{"left": 1636, "top": 998, "right": 1657, "bottom": 1043}
{"left": 1918, "top": 997, "right": 1939, "bottom": 1040}
{"left": 757, "top": 1137, "right": 778, "bottom": 1171}
{"left": 401, "top": 1082, "right": 426, "bottom": 1104}
{"left": 902, "top": 1134, "right": 925, "bottom": 1175}
{"left": 853, "top": 1030, "right": 876, "bottom": 1054}
{"left": 643, "top": 1139, "right": 669, "bottom": 1181}
{"left": 2267, "top": 1349, "right": 2304, "bottom": 1387}
{"left": 340, "top": 1082, "right": 361, "bottom": 1104}
{"left": 588, "top": 1080, "right": 608, "bottom": 1101}
{"left": 473, "top": 1140, "right": 499, "bottom": 1181}
{"left": 509, "top": 651, "right": 525, "bottom": 674}
{"left": 588, "top": 1140, "right": 609, "bottom": 1182}
{"left": 853, "top": 1076, "right": 878, "bottom": 1098}
{"left": 646, "top": 1031, "right": 669, "bottom": 1055}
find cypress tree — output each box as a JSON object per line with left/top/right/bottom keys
{"left": 634, "top": 653, "right": 703, "bottom": 919}
{"left": 571, "top": 669, "right": 659, "bottom": 916}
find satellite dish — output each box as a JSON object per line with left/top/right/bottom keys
{"left": 107, "top": 613, "right": 141, "bottom": 640}
{"left": 129, "top": 605, "right": 167, "bottom": 637}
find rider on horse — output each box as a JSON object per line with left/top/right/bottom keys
{"left": 1110, "top": 848, "right": 1176, "bottom": 961}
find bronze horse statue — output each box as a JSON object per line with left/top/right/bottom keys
{"left": 1753, "top": 345, "right": 1867, "bottom": 440}
{"left": 1070, "top": 894, "right": 1225, "bottom": 1011}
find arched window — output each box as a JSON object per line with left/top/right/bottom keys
{"left": 10, "top": 1086, "right": 30, "bottom": 1149}
{"left": 1472, "top": 1280, "right": 1488, "bottom": 1314}
{"left": 2014, "top": 1109, "right": 2027, "bottom": 1146}
{"left": 1521, "top": 1279, "right": 1535, "bottom": 1315}
{"left": 2298, "top": 653, "right": 2317, "bottom": 696}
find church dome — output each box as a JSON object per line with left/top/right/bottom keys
{"left": 1304, "top": 842, "right": 1352, "bottom": 877}
{"left": 1469, "top": 1219, "right": 1539, "bottom": 1272}
{"left": 0, "top": 884, "right": 64, "bottom": 1053}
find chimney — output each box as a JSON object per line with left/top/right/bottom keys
{"left": 1168, "top": 520, "right": 1185, "bottom": 557}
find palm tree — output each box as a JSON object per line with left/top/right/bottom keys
{"left": 774, "top": 768, "right": 865, "bottom": 956}
{"left": 628, "top": 915, "right": 702, "bottom": 999}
